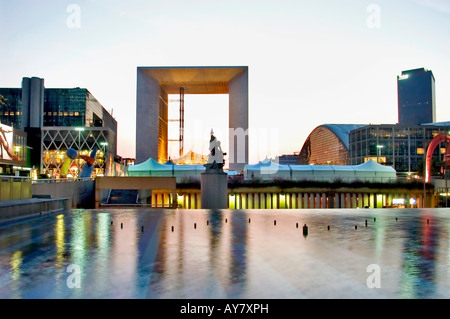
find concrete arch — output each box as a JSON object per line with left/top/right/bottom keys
{"left": 136, "top": 66, "right": 249, "bottom": 172}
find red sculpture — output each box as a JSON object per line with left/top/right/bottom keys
{"left": 426, "top": 133, "right": 450, "bottom": 183}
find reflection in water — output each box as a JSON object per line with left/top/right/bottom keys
{"left": 229, "top": 212, "right": 248, "bottom": 295}
{"left": 55, "top": 214, "right": 65, "bottom": 268}
{"left": 400, "top": 213, "right": 440, "bottom": 299}
{"left": 111, "top": 211, "right": 138, "bottom": 298}
{"left": 1, "top": 208, "right": 450, "bottom": 298}
{"left": 70, "top": 210, "right": 89, "bottom": 298}
{"left": 374, "top": 215, "right": 386, "bottom": 256}
{"left": 10, "top": 250, "right": 22, "bottom": 281}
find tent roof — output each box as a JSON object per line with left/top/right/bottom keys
{"left": 128, "top": 157, "right": 172, "bottom": 171}
{"left": 354, "top": 159, "right": 396, "bottom": 172}
{"left": 245, "top": 158, "right": 396, "bottom": 173}
{"left": 245, "top": 158, "right": 291, "bottom": 171}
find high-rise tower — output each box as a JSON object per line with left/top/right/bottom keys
{"left": 397, "top": 68, "right": 436, "bottom": 125}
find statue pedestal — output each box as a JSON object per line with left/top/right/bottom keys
{"left": 201, "top": 171, "right": 228, "bottom": 209}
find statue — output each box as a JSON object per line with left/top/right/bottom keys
{"left": 204, "top": 129, "right": 226, "bottom": 172}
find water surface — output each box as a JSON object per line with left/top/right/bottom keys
{"left": 1, "top": 208, "right": 450, "bottom": 299}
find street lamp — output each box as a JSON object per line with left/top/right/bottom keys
{"left": 377, "top": 145, "right": 384, "bottom": 163}
{"left": 100, "top": 142, "right": 108, "bottom": 176}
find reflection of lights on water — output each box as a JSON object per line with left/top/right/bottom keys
{"left": 97, "top": 213, "right": 110, "bottom": 253}
{"left": 10, "top": 251, "right": 23, "bottom": 280}
{"left": 55, "top": 214, "right": 65, "bottom": 268}
{"left": 71, "top": 212, "right": 89, "bottom": 280}
{"left": 2, "top": 209, "right": 450, "bottom": 298}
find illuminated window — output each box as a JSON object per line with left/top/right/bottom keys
{"left": 74, "top": 112, "right": 79, "bottom": 116}
{"left": 53, "top": 112, "right": 57, "bottom": 116}
{"left": 64, "top": 112, "right": 68, "bottom": 116}
{"left": 59, "top": 112, "right": 63, "bottom": 116}
{"left": 9, "top": 111, "right": 14, "bottom": 116}
{"left": 441, "top": 148, "right": 446, "bottom": 154}
{"left": 417, "top": 148, "right": 424, "bottom": 155}
{"left": 69, "top": 112, "right": 74, "bottom": 116}
{"left": 15, "top": 111, "right": 20, "bottom": 116}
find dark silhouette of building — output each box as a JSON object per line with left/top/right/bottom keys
{"left": 397, "top": 68, "right": 436, "bottom": 125}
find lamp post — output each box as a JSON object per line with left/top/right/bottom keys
{"left": 377, "top": 145, "right": 384, "bottom": 163}
{"left": 100, "top": 141, "right": 108, "bottom": 152}
{"left": 100, "top": 142, "right": 108, "bottom": 176}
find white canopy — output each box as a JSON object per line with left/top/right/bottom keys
{"left": 128, "top": 158, "right": 237, "bottom": 181}
{"left": 243, "top": 159, "right": 396, "bottom": 182}
{"left": 129, "top": 158, "right": 396, "bottom": 183}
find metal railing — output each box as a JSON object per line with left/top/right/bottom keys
{"left": 31, "top": 177, "right": 94, "bottom": 184}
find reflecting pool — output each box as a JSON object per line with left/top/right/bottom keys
{"left": 1, "top": 208, "right": 450, "bottom": 299}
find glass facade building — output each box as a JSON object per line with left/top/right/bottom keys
{"left": 43, "top": 88, "right": 107, "bottom": 127}
{"left": 0, "top": 88, "right": 23, "bottom": 129}
{"left": 0, "top": 88, "right": 28, "bottom": 174}
{"left": 0, "top": 78, "right": 118, "bottom": 178}
{"left": 349, "top": 123, "right": 449, "bottom": 177}
{"left": 298, "top": 124, "right": 366, "bottom": 165}
{"left": 397, "top": 68, "right": 436, "bottom": 125}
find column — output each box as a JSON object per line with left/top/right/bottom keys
{"left": 229, "top": 69, "right": 249, "bottom": 172}
{"left": 254, "top": 193, "right": 259, "bottom": 209}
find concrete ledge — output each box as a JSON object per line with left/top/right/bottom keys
{"left": 0, "top": 197, "right": 72, "bottom": 222}
{"left": 32, "top": 179, "right": 95, "bottom": 208}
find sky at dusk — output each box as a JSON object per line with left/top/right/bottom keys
{"left": 1, "top": 0, "right": 449, "bottom": 164}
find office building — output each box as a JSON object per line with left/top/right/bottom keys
{"left": 349, "top": 122, "right": 450, "bottom": 177}
{"left": 0, "top": 87, "right": 29, "bottom": 174}
{"left": 397, "top": 68, "right": 436, "bottom": 125}
{"left": 0, "top": 77, "right": 118, "bottom": 178}
{"left": 298, "top": 122, "right": 449, "bottom": 179}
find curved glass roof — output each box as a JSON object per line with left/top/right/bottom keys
{"left": 320, "top": 124, "right": 366, "bottom": 149}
